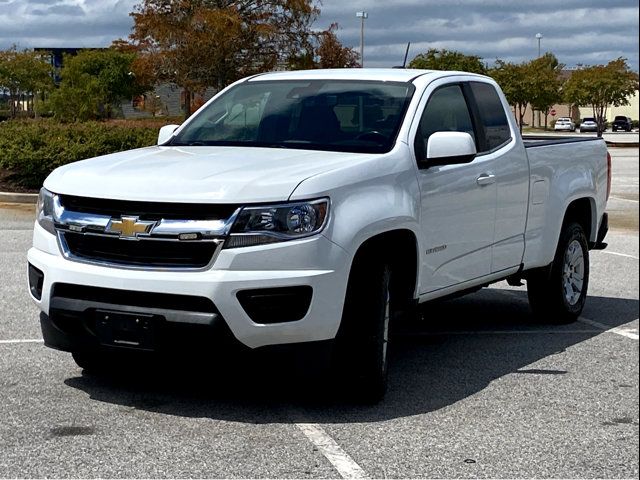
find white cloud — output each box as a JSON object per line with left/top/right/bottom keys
{"left": 0, "top": 0, "right": 637, "bottom": 70}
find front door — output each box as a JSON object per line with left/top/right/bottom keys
{"left": 414, "top": 84, "right": 497, "bottom": 294}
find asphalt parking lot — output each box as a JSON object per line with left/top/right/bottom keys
{"left": 0, "top": 148, "right": 638, "bottom": 478}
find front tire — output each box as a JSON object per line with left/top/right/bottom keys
{"left": 72, "top": 351, "right": 110, "bottom": 374}
{"left": 335, "top": 258, "right": 393, "bottom": 402}
{"left": 527, "top": 222, "right": 589, "bottom": 323}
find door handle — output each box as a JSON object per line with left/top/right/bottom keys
{"left": 476, "top": 174, "right": 496, "bottom": 186}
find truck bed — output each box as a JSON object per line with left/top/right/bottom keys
{"left": 522, "top": 135, "right": 602, "bottom": 148}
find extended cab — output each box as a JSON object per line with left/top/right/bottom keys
{"left": 28, "top": 69, "right": 610, "bottom": 400}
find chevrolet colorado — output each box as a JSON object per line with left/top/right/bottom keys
{"left": 28, "top": 69, "right": 610, "bottom": 400}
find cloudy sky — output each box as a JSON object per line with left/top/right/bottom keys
{"left": 1, "top": 0, "right": 638, "bottom": 70}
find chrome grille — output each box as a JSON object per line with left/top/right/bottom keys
{"left": 53, "top": 195, "right": 240, "bottom": 270}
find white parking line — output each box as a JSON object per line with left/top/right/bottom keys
{"left": 399, "top": 329, "right": 603, "bottom": 336}
{"left": 295, "top": 422, "right": 369, "bottom": 479}
{"left": 494, "top": 289, "right": 638, "bottom": 340}
{"left": 611, "top": 195, "right": 639, "bottom": 203}
{"left": 579, "top": 317, "right": 639, "bottom": 340}
{"left": 596, "top": 250, "right": 639, "bottom": 260}
{"left": 0, "top": 339, "right": 43, "bottom": 344}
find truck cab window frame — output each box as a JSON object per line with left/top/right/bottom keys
{"left": 413, "top": 83, "right": 479, "bottom": 163}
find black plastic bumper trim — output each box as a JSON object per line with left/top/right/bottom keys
{"left": 28, "top": 263, "right": 44, "bottom": 300}
{"left": 49, "top": 297, "right": 218, "bottom": 325}
{"left": 237, "top": 286, "right": 313, "bottom": 324}
{"left": 590, "top": 212, "right": 609, "bottom": 250}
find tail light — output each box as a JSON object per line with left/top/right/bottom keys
{"left": 606, "top": 151, "right": 612, "bottom": 200}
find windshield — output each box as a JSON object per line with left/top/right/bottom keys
{"left": 170, "top": 80, "right": 415, "bottom": 154}
{"left": 583, "top": 118, "right": 596, "bottom": 122}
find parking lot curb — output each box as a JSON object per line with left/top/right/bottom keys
{"left": 0, "top": 191, "right": 38, "bottom": 204}
{"left": 605, "top": 142, "right": 639, "bottom": 148}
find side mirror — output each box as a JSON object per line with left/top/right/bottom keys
{"left": 157, "top": 124, "right": 180, "bottom": 145}
{"left": 421, "top": 131, "right": 477, "bottom": 169}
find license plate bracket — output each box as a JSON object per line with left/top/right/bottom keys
{"left": 94, "top": 310, "right": 158, "bottom": 350}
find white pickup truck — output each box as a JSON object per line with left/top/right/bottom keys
{"left": 28, "top": 69, "right": 610, "bottom": 400}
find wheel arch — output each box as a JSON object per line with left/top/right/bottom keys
{"left": 563, "top": 196, "right": 597, "bottom": 243}
{"left": 349, "top": 228, "right": 420, "bottom": 302}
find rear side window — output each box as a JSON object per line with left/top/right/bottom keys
{"left": 469, "top": 82, "right": 511, "bottom": 152}
{"left": 414, "top": 84, "right": 475, "bottom": 160}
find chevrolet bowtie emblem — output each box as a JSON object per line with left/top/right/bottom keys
{"left": 106, "top": 216, "right": 156, "bottom": 239}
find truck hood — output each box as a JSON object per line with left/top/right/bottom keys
{"left": 44, "top": 146, "right": 375, "bottom": 203}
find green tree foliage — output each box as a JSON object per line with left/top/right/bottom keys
{"left": 49, "top": 49, "right": 148, "bottom": 121}
{"left": 0, "top": 46, "right": 53, "bottom": 118}
{"left": 409, "top": 49, "right": 487, "bottom": 74}
{"left": 127, "top": 0, "right": 320, "bottom": 117}
{"left": 490, "top": 54, "right": 564, "bottom": 133}
{"left": 490, "top": 60, "right": 531, "bottom": 133}
{"left": 0, "top": 119, "right": 163, "bottom": 188}
{"left": 563, "top": 58, "right": 639, "bottom": 136}
{"left": 528, "top": 53, "right": 564, "bottom": 130}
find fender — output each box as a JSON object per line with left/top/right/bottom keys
{"left": 289, "top": 142, "right": 422, "bottom": 279}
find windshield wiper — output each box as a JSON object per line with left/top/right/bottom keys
{"left": 169, "top": 141, "right": 207, "bottom": 146}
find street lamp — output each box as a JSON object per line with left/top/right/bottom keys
{"left": 356, "top": 11, "right": 368, "bottom": 67}
{"left": 535, "top": 32, "right": 543, "bottom": 57}
{"left": 535, "top": 33, "right": 544, "bottom": 128}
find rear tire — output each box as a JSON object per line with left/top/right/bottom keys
{"left": 527, "top": 222, "right": 589, "bottom": 323}
{"left": 335, "top": 257, "right": 394, "bottom": 403}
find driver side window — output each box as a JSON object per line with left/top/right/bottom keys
{"left": 414, "top": 84, "right": 475, "bottom": 161}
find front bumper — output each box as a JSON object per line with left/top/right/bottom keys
{"left": 28, "top": 222, "right": 351, "bottom": 350}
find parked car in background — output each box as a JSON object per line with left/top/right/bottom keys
{"left": 612, "top": 116, "right": 633, "bottom": 132}
{"left": 580, "top": 117, "right": 599, "bottom": 133}
{"left": 554, "top": 117, "right": 576, "bottom": 132}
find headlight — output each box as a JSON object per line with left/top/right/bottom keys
{"left": 225, "top": 198, "right": 329, "bottom": 248}
{"left": 36, "top": 188, "right": 57, "bottom": 235}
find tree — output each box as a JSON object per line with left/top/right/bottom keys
{"left": 528, "top": 53, "right": 564, "bottom": 130}
{"left": 49, "top": 48, "right": 149, "bottom": 121}
{"left": 315, "top": 23, "right": 359, "bottom": 69}
{"left": 563, "top": 58, "right": 639, "bottom": 137}
{"left": 490, "top": 60, "right": 531, "bottom": 133}
{"left": 0, "top": 46, "right": 53, "bottom": 118}
{"left": 409, "top": 48, "right": 487, "bottom": 74}
{"left": 127, "top": 0, "right": 319, "bottom": 118}
{"left": 142, "top": 93, "right": 167, "bottom": 117}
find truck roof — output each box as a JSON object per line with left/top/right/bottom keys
{"left": 249, "top": 68, "right": 488, "bottom": 83}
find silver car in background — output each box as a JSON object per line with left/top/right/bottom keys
{"left": 580, "top": 117, "right": 599, "bottom": 133}
{"left": 554, "top": 117, "right": 576, "bottom": 132}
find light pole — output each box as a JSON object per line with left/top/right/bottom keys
{"left": 356, "top": 11, "right": 368, "bottom": 67}
{"left": 535, "top": 32, "right": 543, "bottom": 57}
{"left": 535, "top": 33, "right": 543, "bottom": 128}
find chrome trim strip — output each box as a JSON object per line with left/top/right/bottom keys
{"left": 57, "top": 210, "right": 111, "bottom": 229}
{"left": 152, "top": 208, "right": 241, "bottom": 236}
{"left": 55, "top": 204, "right": 242, "bottom": 240}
